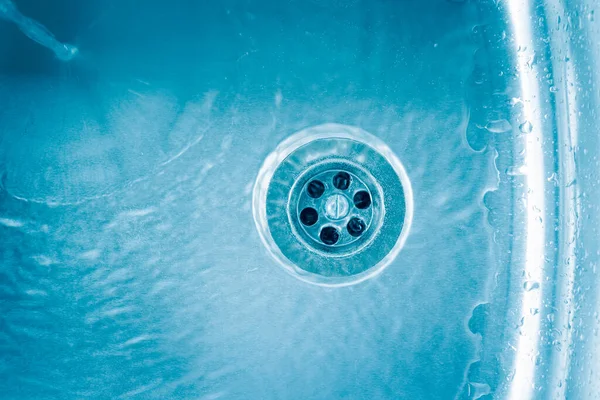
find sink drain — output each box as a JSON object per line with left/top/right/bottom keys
{"left": 253, "top": 123, "right": 413, "bottom": 287}
{"left": 292, "top": 166, "right": 379, "bottom": 252}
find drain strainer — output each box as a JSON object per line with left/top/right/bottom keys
{"left": 253, "top": 123, "right": 413, "bottom": 287}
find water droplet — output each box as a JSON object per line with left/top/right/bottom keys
{"left": 506, "top": 370, "right": 516, "bottom": 382}
{"left": 519, "top": 121, "right": 533, "bottom": 133}
{"left": 468, "top": 382, "right": 491, "bottom": 399}
{"left": 547, "top": 172, "right": 559, "bottom": 186}
{"left": 530, "top": 308, "right": 539, "bottom": 316}
{"left": 524, "top": 280, "right": 540, "bottom": 291}
{"left": 526, "top": 53, "right": 536, "bottom": 69}
{"left": 506, "top": 165, "right": 525, "bottom": 176}
{"left": 485, "top": 119, "right": 512, "bottom": 133}
{"left": 550, "top": 86, "right": 558, "bottom": 93}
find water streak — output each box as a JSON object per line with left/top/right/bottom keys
{"left": 0, "top": 0, "right": 77, "bottom": 61}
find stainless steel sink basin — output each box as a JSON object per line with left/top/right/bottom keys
{"left": 1, "top": 0, "right": 599, "bottom": 398}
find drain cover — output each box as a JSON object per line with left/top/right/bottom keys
{"left": 253, "top": 123, "right": 413, "bottom": 287}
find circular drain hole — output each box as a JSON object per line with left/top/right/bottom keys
{"left": 320, "top": 226, "right": 340, "bottom": 245}
{"left": 306, "top": 180, "right": 325, "bottom": 198}
{"left": 299, "top": 207, "right": 319, "bottom": 226}
{"left": 347, "top": 217, "right": 366, "bottom": 237}
{"left": 332, "top": 171, "right": 351, "bottom": 190}
{"left": 353, "top": 190, "right": 372, "bottom": 209}
{"left": 253, "top": 123, "right": 413, "bottom": 287}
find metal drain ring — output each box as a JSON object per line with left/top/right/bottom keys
{"left": 290, "top": 162, "right": 381, "bottom": 253}
{"left": 253, "top": 123, "right": 413, "bottom": 287}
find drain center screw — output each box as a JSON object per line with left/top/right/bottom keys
{"left": 324, "top": 194, "right": 350, "bottom": 220}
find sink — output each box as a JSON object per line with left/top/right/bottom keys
{"left": 1, "top": 0, "right": 599, "bottom": 398}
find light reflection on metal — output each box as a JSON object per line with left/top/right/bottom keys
{"left": 507, "top": 0, "right": 545, "bottom": 398}
{"left": 544, "top": 0, "right": 579, "bottom": 396}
